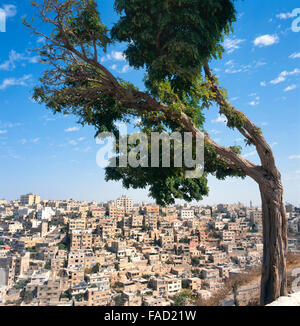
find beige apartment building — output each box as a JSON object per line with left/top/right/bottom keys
{"left": 70, "top": 230, "right": 93, "bottom": 250}
{"left": 20, "top": 193, "right": 40, "bottom": 206}
{"left": 116, "top": 196, "right": 133, "bottom": 212}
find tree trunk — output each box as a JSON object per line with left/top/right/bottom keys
{"left": 259, "top": 179, "right": 288, "bottom": 306}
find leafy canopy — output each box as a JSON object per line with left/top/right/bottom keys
{"left": 29, "top": 0, "right": 245, "bottom": 206}
{"left": 112, "top": 0, "right": 236, "bottom": 91}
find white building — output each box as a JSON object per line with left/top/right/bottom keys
{"left": 180, "top": 209, "right": 194, "bottom": 220}
{"left": 37, "top": 207, "right": 56, "bottom": 221}
{"left": 0, "top": 268, "right": 8, "bottom": 288}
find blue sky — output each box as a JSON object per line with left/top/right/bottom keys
{"left": 0, "top": 0, "right": 299, "bottom": 206}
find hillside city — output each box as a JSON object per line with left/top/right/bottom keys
{"left": 0, "top": 194, "right": 299, "bottom": 306}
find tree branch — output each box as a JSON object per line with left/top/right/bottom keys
{"left": 203, "top": 62, "right": 279, "bottom": 178}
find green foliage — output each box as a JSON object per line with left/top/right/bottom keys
{"left": 222, "top": 105, "right": 246, "bottom": 129}
{"left": 66, "top": 0, "right": 111, "bottom": 49}
{"left": 23, "top": 291, "right": 34, "bottom": 304}
{"left": 172, "top": 290, "right": 195, "bottom": 306}
{"left": 179, "top": 237, "right": 189, "bottom": 244}
{"left": 191, "top": 257, "right": 200, "bottom": 266}
{"left": 106, "top": 162, "right": 209, "bottom": 206}
{"left": 44, "top": 262, "right": 51, "bottom": 270}
{"left": 117, "top": 220, "right": 124, "bottom": 229}
{"left": 114, "top": 294, "right": 126, "bottom": 306}
{"left": 112, "top": 0, "right": 236, "bottom": 90}
{"left": 182, "top": 279, "right": 190, "bottom": 289}
{"left": 74, "top": 293, "right": 85, "bottom": 302}
{"left": 113, "top": 281, "right": 124, "bottom": 288}
{"left": 60, "top": 290, "right": 71, "bottom": 300}
{"left": 204, "top": 143, "right": 246, "bottom": 180}
{"left": 58, "top": 242, "right": 68, "bottom": 251}
{"left": 91, "top": 263, "right": 100, "bottom": 273}
{"left": 13, "top": 280, "right": 28, "bottom": 290}
{"left": 29, "top": 0, "right": 247, "bottom": 207}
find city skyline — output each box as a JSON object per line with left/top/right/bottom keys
{"left": 0, "top": 193, "right": 294, "bottom": 209}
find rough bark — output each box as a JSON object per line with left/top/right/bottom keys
{"left": 203, "top": 63, "right": 288, "bottom": 305}
{"left": 259, "top": 178, "right": 288, "bottom": 305}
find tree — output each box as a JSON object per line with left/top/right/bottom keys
{"left": 44, "top": 261, "right": 52, "bottom": 270}
{"left": 114, "top": 294, "right": 126, "bottom": 306}
{"left": 117, "top": 220, "right": 124, "bottom": 229}
{"left": 191, "top": 257, "right": 200, "bottom": 267}
{"left": 172, "top": 290, "right": 195, "bottom": 306}
{"left": 182, "top": 279, "right": 190, "bottom": 289}
{"left": 91, "top": 263, "right": 100, "bottom": 273}
{"left": 26, "top": 0, "right": 287, "bottom": 305}
{"left": 23, "top": 291, "right": 34, "bottom": 304}
{"left": 179, "top": 237, "right": 189, "bottom": 244}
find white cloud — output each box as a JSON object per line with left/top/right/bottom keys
{"left": 209, "top": 129, "right": 221, "bottom": 135}
{"left": 254, "top": 61, "right": 266, "bottom": 68}
{"left": 111, "top": 51, "right": 126, "bottom": 61}
{"left": 37, "top": 37, "right": 46, "bottom": 44}
{"left": 20, "top": 139, "right": 27, "bottom": 145}
{"left": 270, "top": 68, "right": 300, "bottom": 84}
{"left": 2, "top": 4, "right": 17, "bottom": 17}
{"left": 0, "top": 50, "right": 40, "bottom": 71}
{"left": 65, "top": 126, "right": 80, "bottom": 133}
{"left": 249, "top": 100, "right": 259, "bottom": 106}
{"left": 225, "top": 64, "right": 251, "bottom": 74}
{"left": 225, "top": 60, "right": 234, "bottom": 66}
{"left": 243, "top": 150, "right": 257, "bottom": 158}
{"left": 253, "top": 34, "right": 279, "bottom": 47}
{"left": 32, "top": 138, "right": 40, "bottom": 143}
{"left": 120, "top": 64, "right": 130, "bottom": 73}
{"left": 284, "top": 84, "right": 296, "bottom": 92}
{"left": 235, "top": 138, "right": 243, "bottom": 142}
{"left": 69, "top": 140, "right": 78, "bottom": 146}
{"left": 249, "top": 94, "right": 260, "bottom": 106}
{"left": 260, "top": 81, "right": 267, "bottom": 87}
{"left": 289, "top": 155, "right": 300, "bottom": 160}
{"left": 289, "top": 52, "right": 300, "bottom": 59}
{"left": 101, "top": 51, "right": 126, "bottom": 63}
{"left": 223, "top": 38, "right": 245, "bottom": 54}
{"left": 0, "top": 74, "right": 32, "bottom": 90}
{"left": 0, "top": 129, "right": 7, "bottom": 134}
{"left": 270, "top": 75, "right": 286, "bottom": 84}
{"left": 74, "top": 146, "right": 92, "bottom": 153}
{"left": 276, "top": 12, "right": 294, "bottom": 20}
{"left": 211, "top": 115, "right": 227, "bottom": 124}
{"left": 0, "top": 121, "right": 21, "bottom": 128}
